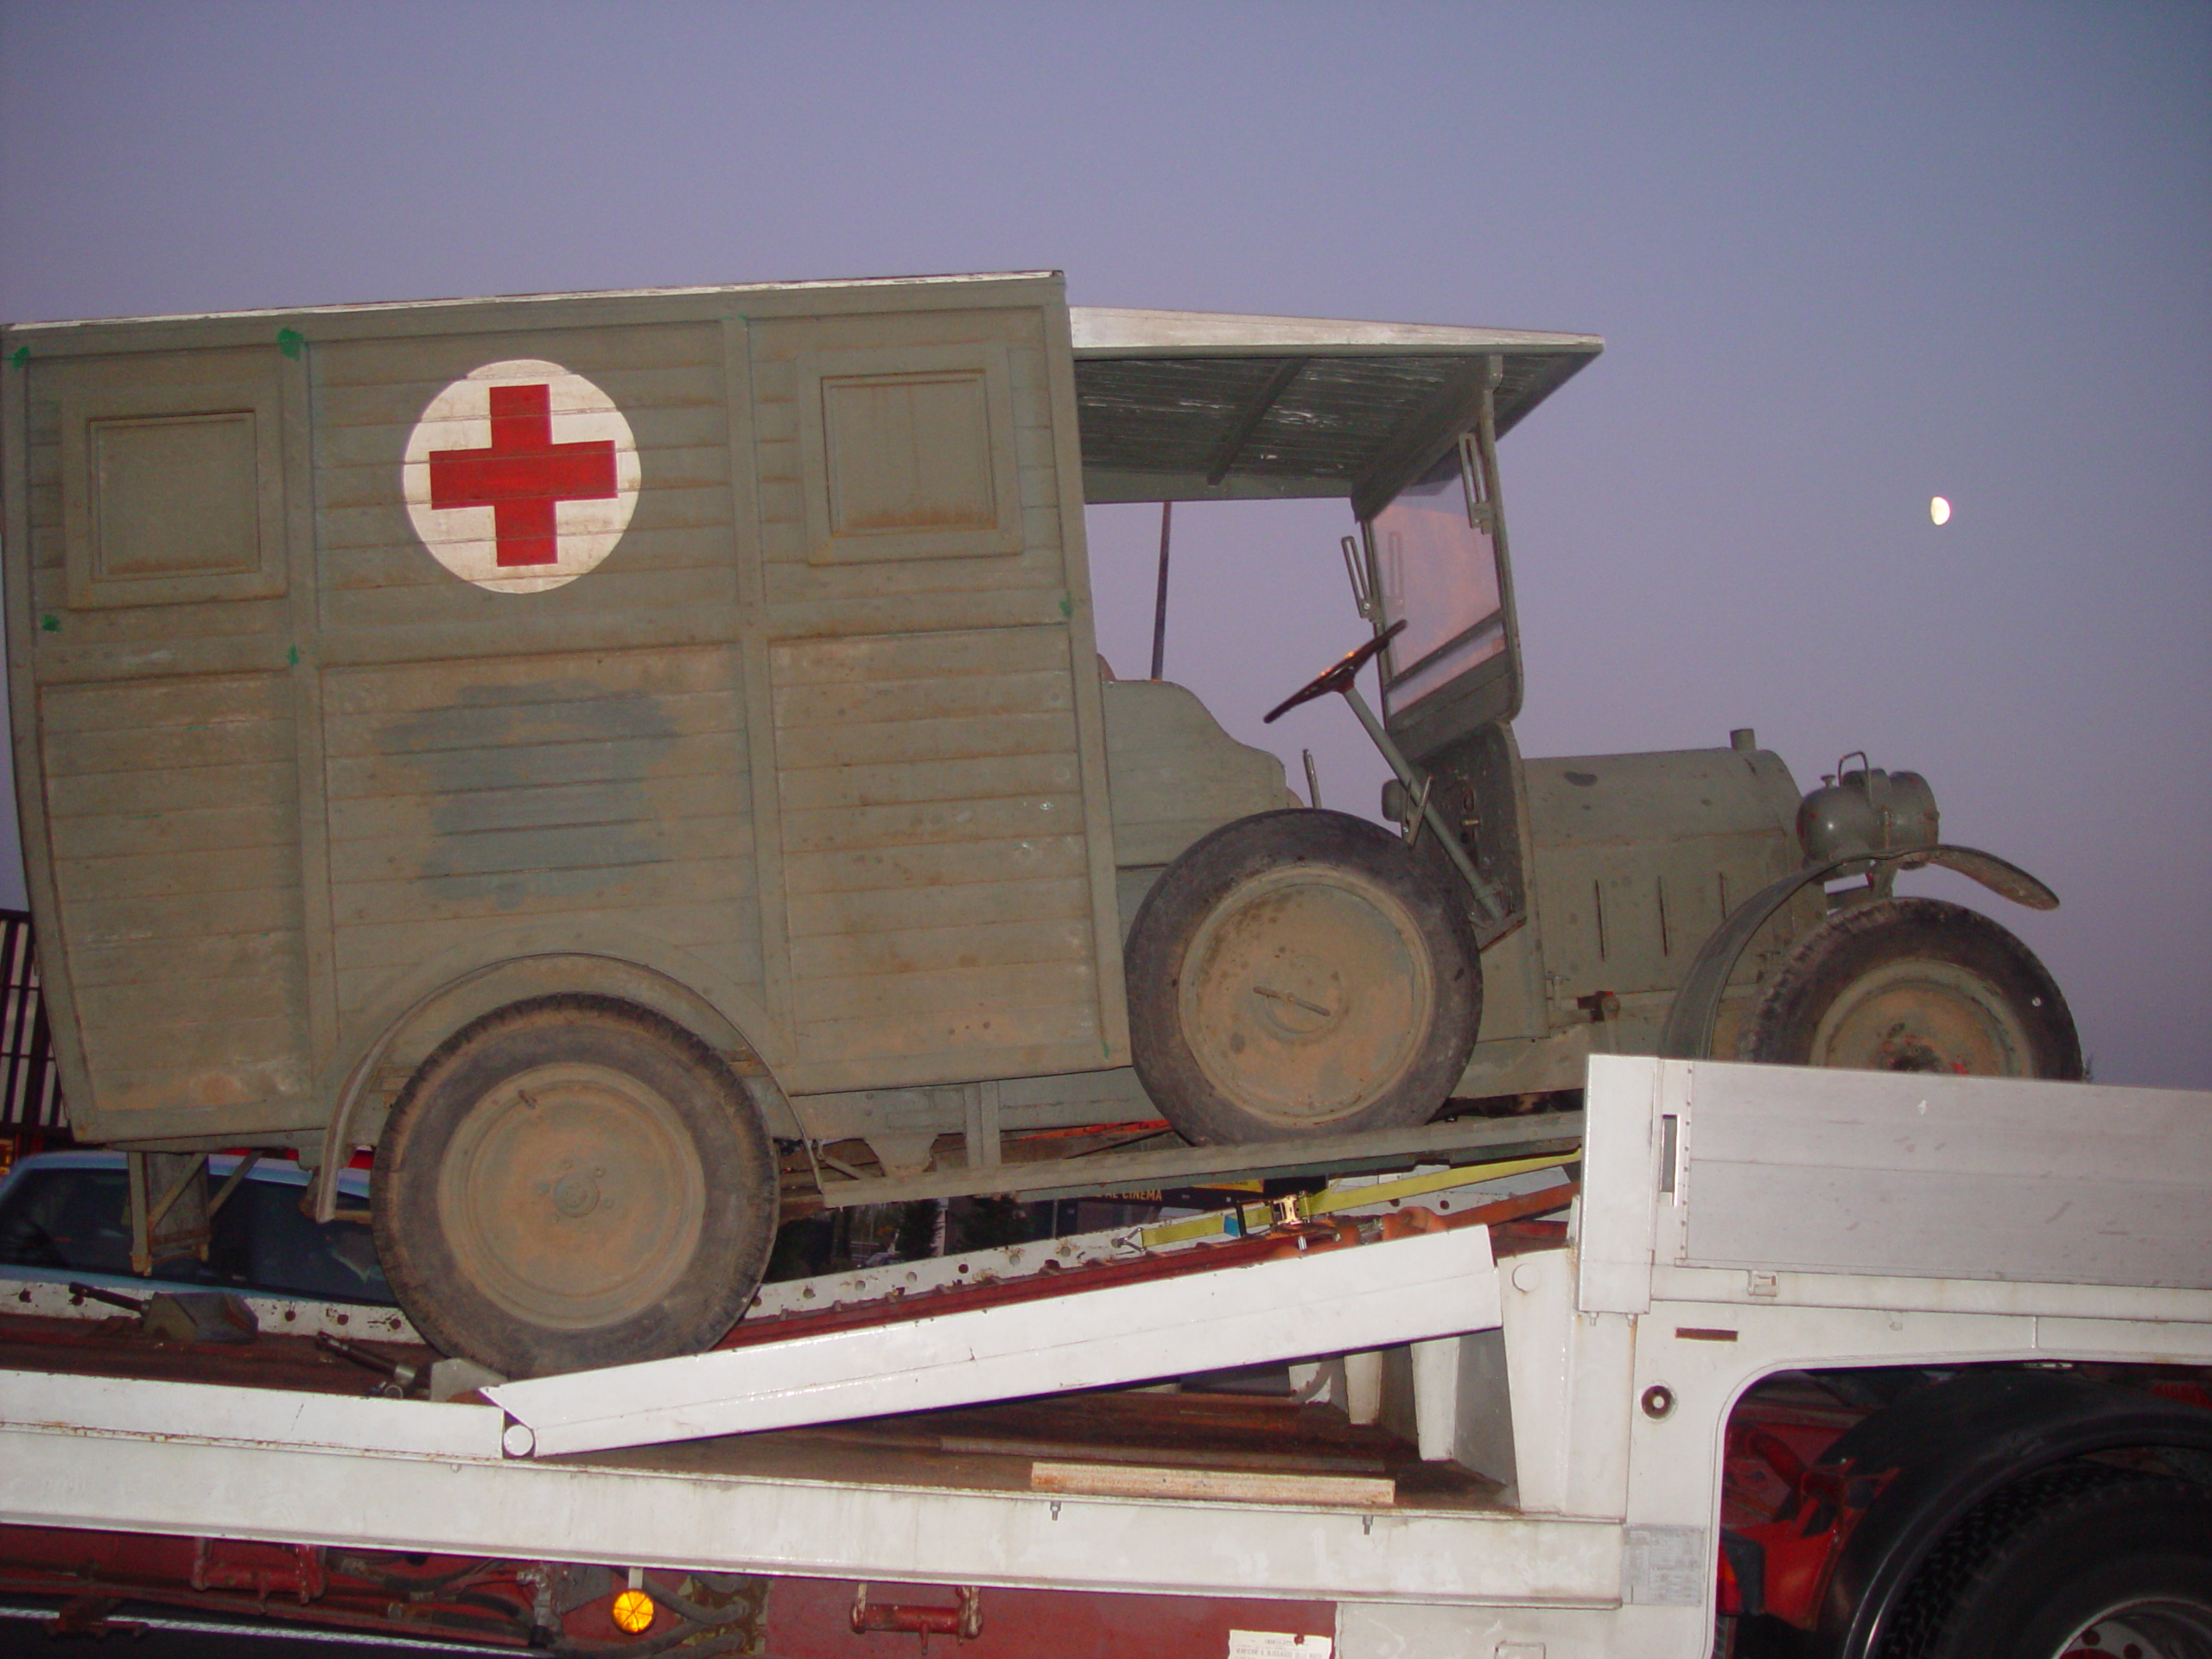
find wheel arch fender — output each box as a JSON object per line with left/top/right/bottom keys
{"left": 1808, "top": 1368, "right": 2212, "bottom": 1659}
{"left": 1656, "top": 844, "right": 2059, "bottom": 1062}
{"left": 311, "top": 935, "right": 796, "bottom": 1222}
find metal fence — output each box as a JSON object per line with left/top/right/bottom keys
{"left": 0, "top": 910, "right": 64, "bottom": 1132}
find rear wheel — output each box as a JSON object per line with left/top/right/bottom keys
{"left": 1739, "top": 897, "right": 2081, "bottom": 1078}
{"left": 372, "top": 995, "right": 777, "bottom": 1378}
{"left": 1878, "top": 1468, "right": 2212, "bottom": 1658}
{"left": 1126, "top": 810, "right": 1483, "bottom": 1145}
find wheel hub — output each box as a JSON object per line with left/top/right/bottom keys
{"left": 2058, "top": 1598, "right": 2212, "bottom": 1657}
{"left": 1810, "top": 958, "right": 2034, "bottom": 1076}
{"left": 1249, "top": 955, "right": 1345, "bottom": 1039}
{"left": 548, "top": 1167, "right": 603, "bottom": 1219}
{"left": 1179, "top": 868, "right": 1430, "bottom": 1126}
{"left": 1872, "top": 1026, "right": 1951, "bottom": 1073}
{"left": 437, "top": 1062, "right": 709, "bottom": 1329}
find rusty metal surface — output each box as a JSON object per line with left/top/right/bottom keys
{"left": 0, "top": 1306, "right": 430, "bottom": 1394}
{"left": 0, "top": 1522, "right": 767, "bottom": 1652}
{"left": 1656, "top": 842, "right": 2063, "bottom": 1064}
{"left": 851, "top": 1580, "right": 983, "bottom": 1640}
{"left": 1, "top": 1278, "right": 413, "bottom": 1344}
{"left": 1792, "top": 957, "right": 2039, "bottom": 1073}
{"left": 1180, "top": 865, "right": 1432, "bottom": 1128}
{"left": 772, "top": 1573, "right": 1336, "bottom": 1659}
{"left": 439, "top": 1059, "right": 710, "bottom": 1329}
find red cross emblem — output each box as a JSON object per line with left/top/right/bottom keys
{"left": 403, "top": 359, "right": 639, "bottom": 594}
{"left": 427, "top": 384, "right": 619, "bottom": 567}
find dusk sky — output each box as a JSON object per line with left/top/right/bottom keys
{"left": 2, "top": 2, "right": 2206, "bottom": 1087}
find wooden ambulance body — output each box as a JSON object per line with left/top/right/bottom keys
{"left": 3, "top": 274, "right": 1154, "bottom": 1152}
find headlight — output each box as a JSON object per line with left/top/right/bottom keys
{"left": 1798, "top": 763, "right": 1938, "bottom": 865}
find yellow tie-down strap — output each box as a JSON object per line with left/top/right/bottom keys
{"left": 1138, "top": 1150, "right": 1580, "bottom": 1248}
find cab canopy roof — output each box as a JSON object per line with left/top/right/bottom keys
{"left": 1070, "top": 307, "right": 1601, "bottom": 518}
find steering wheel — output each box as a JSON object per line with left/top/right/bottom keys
{"left": 1262, "top": 620, "right": 1407, "bottom": 724}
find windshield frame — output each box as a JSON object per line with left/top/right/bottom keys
{"left": 1361, "top": 367, "right": 1522, "bottom": 760}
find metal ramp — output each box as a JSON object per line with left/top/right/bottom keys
{"left": 490, "top": 1223, "right": 1506, "bottom": 1459}
{"left": 0, "top": 1143, "right": 1576, "bottom": 1468}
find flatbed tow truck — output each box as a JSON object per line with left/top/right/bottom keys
{"left": 1, "top": 1056, "right": 2206, "bottom": 1659}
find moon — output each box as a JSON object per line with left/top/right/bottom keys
{"left": 1930, "top": 495, "right": 1952, "bottom": 525}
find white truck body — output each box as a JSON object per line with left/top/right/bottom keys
{"left": 2, "top": 1056, "right": 2205, "bottom": 1656}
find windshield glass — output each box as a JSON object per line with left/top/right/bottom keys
{"left": 1370, "top": 446, "right": 1504, "bottom": 718}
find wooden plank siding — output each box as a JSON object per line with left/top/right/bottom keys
{"left": 4, "top": 274, "right": 1130, "bottom": 1147}
{"left": 310, "top": 324, "right": 737, "bottom": 637}
{"left": 321, "top": 647, "right": 760, "bottom": 998}
{"left": 11, "top": 340, "right": 316, "bottom": 1140}
{"left": 308, "top": 320, "right": 769, "bottom": 1058}
{"left": 749, "top": 299, "right": 1126, "bottom": 1094}
{"left": 771, "top": 629, "right": 1103, "bottom": 1084}
{"left": 36, "top": 671, "right": 313, "bottom": 1123}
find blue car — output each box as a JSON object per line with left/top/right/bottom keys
{"left": 0, "top": 1151, "right": 394, "bottom": 1309}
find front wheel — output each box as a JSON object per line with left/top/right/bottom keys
{"left": 372, "top": 995, "right": 778, "bottom": 1378}
{"left": 1125, "top": 810, "right": 1484, "bottom": 1145}
{"left": 1738, "top": 897, "right": 2082, "bottom": 1079}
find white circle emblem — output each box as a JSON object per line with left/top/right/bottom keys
{"left": 402, "top": 359, "right": 641, "bottom": 594}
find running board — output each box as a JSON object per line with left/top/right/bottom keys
{"left": 488, "top": 1224, "right": 1503, "bottom": 1459}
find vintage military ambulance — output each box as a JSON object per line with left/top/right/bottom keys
{"left": 0, "top": 271, "right": 2078, "bottom": 1374}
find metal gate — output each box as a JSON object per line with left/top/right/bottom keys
{"left": 0, "top": 912, "right": 63, "bottom": 1135}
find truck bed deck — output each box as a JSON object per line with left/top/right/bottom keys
{"left": 0, "top": 1302, "right": 1509, "bottom": 1516}
{"left": 4, "top": 1058, "right": 2205, "bottom": 1659}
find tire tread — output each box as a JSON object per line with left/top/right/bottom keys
{"left": 1878, "top": 1464, "right": 2212, "bottom": 1659}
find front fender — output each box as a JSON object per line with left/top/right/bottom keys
{"left": 308, "top": 938, "right": 797, "bottom": 1221}
{"left": 1656, "top": 844, "right": 2058, "bottom": 1061}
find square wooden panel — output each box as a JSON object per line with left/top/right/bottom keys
{"left": 60, "top": 376, "right": 286, "bottom": 608}
{"left": 767, "top": 626, "right": 1108, "bottom": 1086}
{"left": 36, "top": 669, "right": 314, "bottom": 1135}
{"left": 798, "top": 343, "right": 1022, "bottom": 564}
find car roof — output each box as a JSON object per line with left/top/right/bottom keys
{"left": 0, "top": 1150, "right": 370, "bottom": 1198}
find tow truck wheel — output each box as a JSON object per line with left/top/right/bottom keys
{"left": 373, "top": 995, "right": 777, "bottom": 1379}
{"left": 1126, "top": 810, "right": 1483, "bottom": 1145}
{"left": 1881, "top": 1468, "right": 2212, "bottom": 1658}
{"left": 1738, "top": 897, "right": 2081, "bottom": 1079}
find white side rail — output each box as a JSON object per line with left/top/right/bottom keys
{"left": 1580, "top": 1055, "right": 2212, "bottom": 1318}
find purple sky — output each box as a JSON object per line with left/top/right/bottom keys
{"left": 3, "top": 2, "right": 2206, "bottom": 1086}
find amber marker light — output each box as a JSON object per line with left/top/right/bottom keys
{"left": 611, "top": 1588, "right": 657, "bottom": 1634}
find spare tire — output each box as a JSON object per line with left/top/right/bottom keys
{"left": 1125, "top": 810, "right": 1484, "bottom": 1145}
